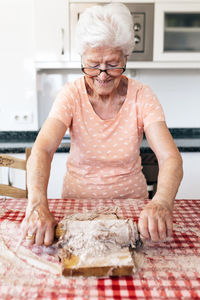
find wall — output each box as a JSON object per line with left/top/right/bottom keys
{"left": 134, "top": 69, "right": 200, "bottom": 128}
{"left": 0, "top": 0, "right": 38, "bottom": 131}
{"left": 1, "top": 0, "right": 200, "bottom": 131}
{"left": 37, "top": 68, "right": 200, "bottom": 128}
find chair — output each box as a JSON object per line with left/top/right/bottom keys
{"left": 141, "top": 153, "right": 158, "bottom": 199}
{"left": 0, "top": 148, "right": 31, "bottom": 198}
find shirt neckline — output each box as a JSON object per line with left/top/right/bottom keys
{"left": 81, "top": 75, "right": 131, "bottom": 123}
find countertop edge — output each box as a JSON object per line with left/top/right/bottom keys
{"left": 1, "top": 128, "right": 200, "bottom": 153}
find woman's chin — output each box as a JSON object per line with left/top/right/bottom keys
{"left": 94, "top": 84, "right": 114, "bottom": 96}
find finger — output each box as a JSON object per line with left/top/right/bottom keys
{"left": 138, "top": 215, "right": 149, "bottom": 240}
{"left": 16, "top": 222, "right": 29, "bottom": 249}
{"left": 158, "top": 218, "right": 167, "bottom": 240}
{"left": 35, "top": 230, "right": 45, "bottom": 246}
{"left": 44, "top": 225, "right": 55, "bottom": 246}
{"left": 21, "top": 219, "right": 37, "bottom": 245}
{"left": 148, "top": 217, "right": 159, "bottom": 241}
{"left": 20, "top": 221, "right": 28, "bottom": 238}
{"left": 166, "top": 217, "right": 173, "bottom": 237}
{"left": 21, "top": 216, "right": 37, "bottom": 233}
{"left": 24, "top": 230, "right": 37, "bottom": 246}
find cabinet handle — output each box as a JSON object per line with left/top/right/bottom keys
{"left": 8, "top": 168, "right": 13, "bottom": 186}
{"left": 61, "top": 28, "right": 65, "bottom": 55}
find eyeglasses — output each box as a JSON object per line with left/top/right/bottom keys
{"left": 81, "top": 65, "right": 126, "bottom": 77}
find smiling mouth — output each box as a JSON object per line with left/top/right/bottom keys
{"left": 96, "top": 79, "right": 112, "bottom": 85}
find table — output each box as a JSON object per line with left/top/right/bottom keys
{"left": 0, "top": 198, "right": 200, "bottom": 300}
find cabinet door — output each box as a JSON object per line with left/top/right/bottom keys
{"left": 48, "top": 153, "right": 69, "bottom": 198}
{"left": 70, "top": 2, "right": 97, "bottom": 62}
{"left": 35, "top": 0, "right": 69, "bottom": 61}
{"left": 154, "top": 2, "right": 200, "bottom": 61}
{"left": 0, "top": 152, "right": 69, "bottom": 199}
{"left": 0, "top": 0, "right": 38, "bottom": 131}
{"left": 176, "top": 153, "right": 200, "bottom": 199}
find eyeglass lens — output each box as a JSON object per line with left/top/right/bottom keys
{"left": 82, "top": 68, "right": 125, "bottom": 76}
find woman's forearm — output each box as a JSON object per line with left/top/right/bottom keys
{"left": 26, "top": 119, "right": 67, "bottom": 206}
{"left": 153, "top": 155, "right": 183, "bottom": 207}
{"left": 139, "top": 155, "right": 183, "bottom": 241}
{"left": 27, "top": 147, "right": 53, "bottom": 206}
{"left": 22, "top": 118, "right": 67, "bottom": 246}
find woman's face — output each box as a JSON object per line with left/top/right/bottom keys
{"left": 82, "top": 47, "right": 126, "bottom": 96}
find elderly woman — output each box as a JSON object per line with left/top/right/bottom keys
{"left": 22, "top": 3, "right": 183, "bottom": 246}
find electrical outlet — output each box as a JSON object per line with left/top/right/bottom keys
{"left": 11, "top": 111, "right": 33, "bottom": 124}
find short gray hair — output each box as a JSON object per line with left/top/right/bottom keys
{"left": 75, "top": 3, "right": 134, "bottom": 57}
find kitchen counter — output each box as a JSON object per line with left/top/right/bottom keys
{"left": 0, "top": 128, "right": 200, "bottom": 154}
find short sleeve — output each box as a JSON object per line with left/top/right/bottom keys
{"left": 48, "top": 83, "right": 75, "bottom": 128}
{"left": 137, "top": 85, "right": 165, "bottom": 131}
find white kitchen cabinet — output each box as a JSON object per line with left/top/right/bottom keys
{"left": 34, "top": 0, "right": 200, "bottom": 68}
{"left": 44, "top": 152, "right": 200, "bottom": 199}
{"left": 0, "top": 152, "right": 69, "bottom": 199}
{"left": 17, "top": 152, "right": 68, "bottom": 199}
{"left": 2, "top": 152, "right": 200, "bottom": 199}
{"left": 176, "top": 153, "right": 200, "bottom": 199}
{"left": 49, "top": 152, "right": 200, "bottom": 200}
{"left": 0, "top": 0, "right": 38, "bottom": 131}
{"left": 70, "top": 2, "right": 98, "bottom": 62}
{"left": 35, "top": 0, "right": 69, "bottom": 62}
{"left": 154, "top": 2, "right": 200, "bottom": 61}
{"left": 48, "top": 153, "right": 69, "bottom": 198}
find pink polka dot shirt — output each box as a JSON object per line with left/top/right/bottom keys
{"left": 48, "top": 76, "right": 165, "bottom": 200}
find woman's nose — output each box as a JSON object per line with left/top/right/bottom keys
{"left": 98, "top": 70, "right": 108, "bottom": 80}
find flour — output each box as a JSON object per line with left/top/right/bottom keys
{"left": 0, "top": 220, "right": 97, "bottom": 299}
{"left": 127, "top": 218, "right": 200, "bottom": 282}
{"left": 174, "top": 223, "right": 200, "bottom": 239}
{"left": 0, "top": 221, "right": 60, "bottom": 285}
{"left": 139, "top": 236, "right": 200, "bottom": 280}
{"left": 132, "top": 250, "right": 146, "bottom": 270}
{"left": 0, "top": 208, "right": 5, "bottom": 218}
{"left": 58, "top": 211, "right": 140, "bottom": 268}
{"left": 0, "top": 198, "right": 6, "bottom": 217}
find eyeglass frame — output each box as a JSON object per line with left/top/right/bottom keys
{"left": 81, "top": 64, "right": 126, "bottom": 77}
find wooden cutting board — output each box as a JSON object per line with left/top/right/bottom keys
{"left": 55, "top": 211, "right": 141, "bottom": 277}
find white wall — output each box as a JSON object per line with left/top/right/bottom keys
{"left": 1, "top": 0, "right": 200, "bottom": 131}
{"left": 37, "top": 68, "right": 200, "bottom": 128}
{"left": 0, "top": 0, "right": 38, "bottom": 131}
{"left": 134, "top": 69, "right": 200, "bottom": 128}
{"left": 37, "top": 69, "right": 81, "bottom": 127}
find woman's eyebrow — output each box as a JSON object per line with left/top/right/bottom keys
{"left": 86, "top": 60, "right": 120, "bottom": 66}
{"left": 86, "top": 59, "right": 100, "bottom": 64}
{"left": 107, "top": 60, "right": 120, "bottom": 64}
{"left": 86, "top": 56, "right": 120, "bottom": 63}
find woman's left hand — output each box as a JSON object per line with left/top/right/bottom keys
{"left": 138, "top": 199, "right": 173, "bottom": 242}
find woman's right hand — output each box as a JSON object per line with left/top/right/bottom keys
{"left": 21, "top": 202, "right": 56, "bottom": 246}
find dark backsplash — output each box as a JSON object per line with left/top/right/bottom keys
{"left": 169, "top": 128, "right": 200, "bottom": 138}
{"left": 0, "top": 128, "right": 200, "bottom": 143}
{"left": 0, "top": 131, "right": 39, "bottom": 142}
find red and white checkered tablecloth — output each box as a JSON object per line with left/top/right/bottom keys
{"left": 0, "top": 198, "right": 200, "bottom": 300}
